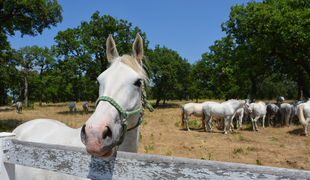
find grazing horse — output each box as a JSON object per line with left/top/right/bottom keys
{"left": 181, "top": 101, "right": 218, "bottom": 131}
{"left": 68, "top": 102, "right": 77, "bottom": 112}
{"left": 276, "top": 96, "right": 285, "bottom": 104}
{"left": 83, "top": 102, "right": 89, "bottom": 111}
{"left": 203, "top": 99, "right": 252, "bottom": 134}
{"left": 266, "top": 103, "right": 280, "bottom": 126}
{"left": 297, "top": 101, "right": 310, "bottom": 136}
{"left": 12, "top": 34, "right": 153, "bottom": 179}
{"left": 12, "top": 101, "right": 23, "bottom": 114}
{"left": 245, "top": 101, "right": 267, "bottom": 131}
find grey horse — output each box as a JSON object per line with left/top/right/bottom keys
{"left": 279, "top": 103, "right": 293, "bottom": 127}
{"left": 68, "top": 102, "right": 77, "bottom": 112}
{"left": 83, "top": 102, "right": 89, "bottom": 111}
{"left": 266, "top": 103, "right": 280, "bottom": 126}
{"left": 12, "top": 102, "right": 23, "bottom": 114}
{"left": 276, "top": 96, "right": 285, "bottom": 104}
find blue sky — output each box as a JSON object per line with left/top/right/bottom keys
{"left": 8, "top": 0, "right": 262, "bottom": 64}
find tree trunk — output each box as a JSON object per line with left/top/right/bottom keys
{"left": 39, "top": 91, "right": 42, "bottom": 106}
{"left": 196, "top": 92, "right": 199, "bottom": 103}
{"left": 155, "top": 98, "right": 160, "bottom": 107}
{"left": 24, "top": 69, "right": 28, "bottom": 107}
{"left": 19, "top": 79, "right": 23, "bottom": 102}
{"left": 249, "top": 75, "right": 257, "bottom": 102}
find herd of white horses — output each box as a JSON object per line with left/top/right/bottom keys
{"left": 181, "top": 96, "right": 310, "bottom": 136}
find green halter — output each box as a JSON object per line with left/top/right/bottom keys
{"left": 94, "top": 90, "right": 154, "bottom": 146}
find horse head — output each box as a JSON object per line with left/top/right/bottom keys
{"left": 243, "top": 99, "right": 252, "bottom": 115}
{"left": 80, "top": 34, "right": 149, "bottom": 158}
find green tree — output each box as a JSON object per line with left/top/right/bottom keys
{"left": 222, "top": 0, "right": 310, "bottom": 99}
{"left": 54, "top": 11, "right": 149, "bottom": 82}
{"left": 148, "top": 45, "right": 190, "bottom": 106}
{"left": 0, "top": 0, "right": 63, "bottom": 39}
{"left": 0, "top": 0, "right": 63, "bottom": 105}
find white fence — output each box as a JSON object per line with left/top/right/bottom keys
{"left": 1, "top": 132, "right": 310, "bottom": 179}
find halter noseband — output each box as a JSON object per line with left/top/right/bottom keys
{"left": 94, "top": 93, "right": 154, "bottom": 146}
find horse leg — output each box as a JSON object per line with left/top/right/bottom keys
{"left": 251, "top": 115, "right": 255, "bottom": 131}
{"left": 254, "top": 116, "right": 260, "bottom": 131}
{"left": 209, "top": 117, "right": 213, "bottom": 131}
{"left": 203, "top": 116, "right": 211, "bottom": 132}
{"left": 224, "top": 117, "right": 229, "bottom": 135}
{"left": 262, "top": 115, "right": 266, "bottom": 129}
{"left": 239, "top": 114, "right": 243, "bottom": 130}
{"left": 270, "top": 114, "right": 275, "bottom": 126}
{"left": 184, "top": 115, "right": 190, "bottom": 131}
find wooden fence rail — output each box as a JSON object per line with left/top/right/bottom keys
{"left": 1, "top": 133, "right": 310, "bottom": 179}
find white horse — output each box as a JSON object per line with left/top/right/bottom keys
{"left": 297, "top": 101, "right": 310, "bottom": 136}
{"left": 202, "top": 99, "right": 252, "bottom": 134}
{"left": 245, "top": 101, "right": 267, "bottom": 131}
{"left": 82, "top": 102, "right": 89, "bottom": 111}
{"left": 232, "top": 107, "right": 244, "bottom": 130}
{"left": 68, "top": 102, "right": 77, "bottom": 112}
{"left": 181, "top": 101, "right": 218, "bottom": 131}
{"left": 12, "top": 34, "right": 152, "bottom": 179}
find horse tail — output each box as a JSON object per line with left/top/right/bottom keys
{"left": 202, "top": 112, "right": 205, "bottom": 130}
{"left": 297, "top": 104, "right": 307, "bottom": 126}
{"left": 181, "top": 106, "right": 185, "bottom": 127}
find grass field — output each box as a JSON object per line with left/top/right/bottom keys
{"left": 1, "top": 99, "right": 310, "bottom": 171}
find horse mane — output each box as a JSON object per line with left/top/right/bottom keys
{"left": 111, "top": 54, "right": 149, "bottom": 84}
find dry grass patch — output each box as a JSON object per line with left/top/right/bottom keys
{"left": 1, "top": 99, "right": 310, "bottom": 171}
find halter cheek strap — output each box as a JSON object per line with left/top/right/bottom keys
{"left": 94, "top": 94, "right": 154, "bottom": 146}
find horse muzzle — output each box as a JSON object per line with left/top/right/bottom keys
{"left": 81, "top": 124, "right": 117, "bottom": 158}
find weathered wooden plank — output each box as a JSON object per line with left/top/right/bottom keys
{"left": 3, "top": 139, "right": 310, "bottom": 179}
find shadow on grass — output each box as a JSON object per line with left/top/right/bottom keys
{"left": 0, "top": 108, "right": 14, "bottom": 112}
{"left": 0, "top": 119, "right": 24, "bottom": 132}
{"left": 287, "top": 127, "right": 305, "bottom": 136}
{"left": 153, "top": 103, "right": 180, "bottom": 109}
{"left": 56, "top": 111, "right": 94, "bottom": 115}
{"left": 43, "top": 104, "right": 68, "bottom": 107}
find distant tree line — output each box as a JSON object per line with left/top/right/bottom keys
{"left": 1, "top": 0, "right": 309, "bottom": 107}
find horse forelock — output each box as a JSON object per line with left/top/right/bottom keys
{"left": 111, "top": 55, "right": 149, "bottom": 84}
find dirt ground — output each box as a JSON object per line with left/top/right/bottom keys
{"left": 1, "top": 100, "right": 310, "bottom": 171}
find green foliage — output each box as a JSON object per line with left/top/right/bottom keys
{"left": 166, "top": 151, "right": 172, "bottom": 156}
{"left": 271, "top": 137, "right": 278, "bottom": 141}
{"left": 280, "top": 144, "right": 285, "bottom": 147}
{"left": 247, "top": 146, "right": 251, "bottom": 151}
{"left": 221, "top": 0, "right": 310, "bottom": 99}
{"left": 139, "top": 132, "right": 142, "bottom": 140}
{"left": 256, "top": 159, "right": 262, "bottom": 165}
{"left": 147, "top": 45, "right": 191, "bottom": 105}
{"left": 188, "top": 120, "right": 201, "bottom": 128}
{"left": 175, "top": 121, "right": 181, "bottom": 127}
{"left": 144, "top": 145, "right": 155, "bottom": 153}
{"left": 233, "top": 148, "right": 244, "bottom": 154}
{"left": 239, "top": 135, "right": 244, "bottom": 141}
{"left": 0, "top": 0, "right": 63, "bottom": 38}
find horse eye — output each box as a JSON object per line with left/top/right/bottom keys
{"left": 134, "top": 79, "right": 142, "bottom": 87}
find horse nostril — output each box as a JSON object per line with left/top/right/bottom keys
{"left": 81, "top": 124, "right": 86, "bottom": 145}
{"left": 102, "top": 126, "right": 113, "bottom": 145}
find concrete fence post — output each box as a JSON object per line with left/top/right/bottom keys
{"left": 0, "top": 133, "right": 16, "bottom": 180}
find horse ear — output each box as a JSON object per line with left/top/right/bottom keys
{"left": 132, "top": 34, "right": 143, "bottom": 63}
{"left": 106, "top": 34, "right": 119, "bottom": 63}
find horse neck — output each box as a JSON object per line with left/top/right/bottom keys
{"left": 117, "top": 114, "right": 140, "bottom": 153}
{"left": 229, "top": 100, "right": 243, "bottom": 110}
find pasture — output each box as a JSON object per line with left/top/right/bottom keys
{"left": 1, "top": 100, "right": 310, "bottom": 171}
